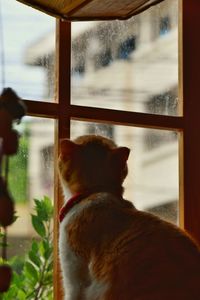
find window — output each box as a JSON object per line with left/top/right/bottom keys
{"left": 0, "top": 0, "right": 55, "bottom": 298}
{"left": 71, "top": 7, "right": 179, "bottom": 114}
{"left": 2, "top": 0, "right": 200, "bottom": 299}
{"left": 7, "top": 117, "right": 54, "bottom": 254}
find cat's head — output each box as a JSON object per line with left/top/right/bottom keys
{"left": 58, "top": 135, "right": 130, "bottom": 195}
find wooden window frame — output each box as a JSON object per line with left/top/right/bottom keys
{"left": 20, "top": 0, "right": 200, "bottom": 298}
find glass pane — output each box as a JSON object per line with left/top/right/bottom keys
{"left": 71, "top": 0, "right": 179, "bottom": 116}
{"left": 71, "top": 120, "right": 179, "bottom": 224}
{"left": 0, "top": 0, "right": 55, "bottom": 101}
{"left": 1, "top": 117, "right": 54, "bottom": 298}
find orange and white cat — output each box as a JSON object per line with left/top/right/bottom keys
{"left": 58, "top": 135, "right": 200, "bottom": 300}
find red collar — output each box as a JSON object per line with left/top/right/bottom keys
{"left": 59, "top": 188, "right": 123, "bottom": 223}
{"left": 59, "top": 193, "right": 89, "bottom": 223}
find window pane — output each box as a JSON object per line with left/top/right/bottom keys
{"left": 1, "top": 0, "right": 55, "bottom": 101}
{"left": 71, "top": 120, "right": 179, "bottom": 224}
{"left": 71, "top": 0, "right": 179, "bottom": 116}
{"left": 3, "top": 117, "right": 54, "bottom": 298}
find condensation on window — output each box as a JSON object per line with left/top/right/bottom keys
{"left": 71, "top": 0, "right": 179, "bottom": 116}
{"left": 0, "top": 0, "right": 55, "bottom": 101}
{"left": 71, "top": 120, "right": 179, "bottom": 225}
{"left": 6, "top": 117, "right": 54, "bottom": 258}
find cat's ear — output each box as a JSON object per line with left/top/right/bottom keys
{"left": 60, "top": 139, "right": 80, "bottom": 158}
{"left": 111, "top": 147, "right": 130, "bottom": 166}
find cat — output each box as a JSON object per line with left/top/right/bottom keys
{"left": 58, "top": 134, "right": 200, "bottom": 300}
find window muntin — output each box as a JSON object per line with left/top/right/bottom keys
{"left": 71, "top": 0, "right": 179, "bottom": 116}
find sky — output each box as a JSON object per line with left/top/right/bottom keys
{"left": 0, "top": 0, "right": 55, "bottom": 100}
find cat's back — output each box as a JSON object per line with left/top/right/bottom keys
{"left": 65, "top": 191, "right": 200, "bottom": 265}
{"left": 104, "top": 200, "right": 200, "bottom": 300}
{"left": 63, "top": 192, "right": 200, "bottom": 299}
{"left": 65, "top": 192, "right": 135, "bottom": 256}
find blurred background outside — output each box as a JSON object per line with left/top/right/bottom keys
{"left": 0, "top": 0, "right": 179, "bottom": 257}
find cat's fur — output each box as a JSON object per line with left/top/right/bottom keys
{"left": 58, "top": 135, "right": 200, "bottom": 300}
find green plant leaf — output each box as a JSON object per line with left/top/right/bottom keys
{"left": 43, "top": 196, "right": 54, "bottom": 217}
{"left": 38, "top": 240, "right": 45, "bottom": 257}
{"left": 31, "top": 215, "right": 46, "bottom": 237}
{"left": 33, "top": 196, "right": 53, "bottom": 221}
{"left": 12, "top": 271, "right": 24, "bottom": 288}
{"left": 43, "top": 240, "right": 52, "bottom": 260}
{"left": 2, "top": 196, "right": 53, "bottom": 299}
{"left": 25, "top": 261, "right": 38, "bottom": 281}
{"left": 32, "top": 239, "right": 39, "bottom": 252}
{"left": 47, "top": 260, "right": 53, "bottom": 272}
{"left": 3, "top": 285, "right": 18, "bottom": 299}
{"left": 28, "top": 250, "right": 41, "bottom": 268}
{"left": 17, "top": 289, "right": 26, "bottom": 300}
{"left": 34, "top": 199, "right": 49, "bottom": 221}
{"left": 26, "top": 290, "right": 37, "bottom": 300}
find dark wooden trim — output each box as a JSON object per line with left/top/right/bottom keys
{"left": 17, "top": 0, "right": 165, "bottom": 21}
{"left": 63, "top": 15, "right": 125, "bottom": 21}
{"left": 53, "top": 20, "right": 71, "bottom": 300}
{"left": 56, "top": 20, "right": 71, "bottom": 139}
{"left": 67, "top": 0, "right": 94, "bottom": 16}
{"left": 24, "top": 99, "right": 184, "bottom": 131}
{"left": 17, "top": 0, "right": 64, "bottom": 19}
{"left": 25, "top": 100, "right": 59, "bottom": 118}
{"left": 62, "top": 0, "right": 165, "bottom": 21}
{"left": 181, "top": 0, "right": 200, "bottom": 245}
{"left": 70, "top": 105, "right": 184, "bottom": 131}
